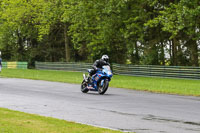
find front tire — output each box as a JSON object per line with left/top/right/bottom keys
{"left": 98, "top": 80, "right": 109, "bottom": 95}
{"left": 81, "top": 80, "right": 89, "bottom": 93}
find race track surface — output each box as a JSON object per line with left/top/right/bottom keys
{"left": 0, "top": 78, "right": 200, "bottom": 133}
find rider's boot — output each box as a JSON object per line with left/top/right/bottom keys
{"left": 87, "top": 74, "right": 92, "bottom": 83}
{"left": 87, "top": 76, "right": 91, "bottom": 83}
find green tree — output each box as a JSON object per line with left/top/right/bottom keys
{"left": 146, "top": 0, "right": 200, "bottom": 66}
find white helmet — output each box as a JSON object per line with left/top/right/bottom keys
{"left": 101, "top": 55, "right": 109, "bottom": 62}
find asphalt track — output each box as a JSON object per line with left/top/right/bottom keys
{"left": 0, "top": 78, "right": 200, "bottom": 133}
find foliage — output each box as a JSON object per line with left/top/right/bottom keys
{"left": 0, "top": 0, "right": 200, "bottom": 66}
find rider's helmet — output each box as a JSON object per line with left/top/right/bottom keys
{"left": 101, "top": 55, "right": 109, "bottom": 62}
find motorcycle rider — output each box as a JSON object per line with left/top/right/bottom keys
{"left": 87, "top": 55, "right": 110, "bottom": 82}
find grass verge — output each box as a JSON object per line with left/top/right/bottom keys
{"left": 0, "top": 108, "right": 122, "bottom": 133}
{"left": 1, "top": 68, "right": 200, "bottom": 96}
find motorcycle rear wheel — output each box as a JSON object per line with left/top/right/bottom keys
{"left": 81, "top": 80, "right": 89, "bottom": 93}
{"left": 98, "top": 80, "right": 109, "bottom": 95}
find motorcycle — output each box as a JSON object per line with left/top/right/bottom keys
{"left": 81, "top": 65, "right": 113, "bottom": 95}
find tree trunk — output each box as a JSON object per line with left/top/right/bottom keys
{"left": 64, "top": 24, "right": 70, "bottom": 62}
{"left": 169, "top": 40, "right": 172, "bottom": 62}
{"left": 17, "top": 30, "right": 24, "bottom": 61}
{"left": 135, "top": 42, "right": 139, "bottom": 63}
{"left": 187, "top": 39, "right": 199, "bottom": 66}
{"left": 161, "top": 41, "right": 165, "bottom": 65}
{"left": 131, "top": 41, "right": 140, "bottom": 65}
{"left": 177, "top": 44, "right": 185, "bottom": 66}
{"left": 172, "top": 38, "right": 178, "bottom": 66}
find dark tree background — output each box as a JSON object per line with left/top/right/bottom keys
{"left": 0, "top": 0, "right": 199, "bottom": 67}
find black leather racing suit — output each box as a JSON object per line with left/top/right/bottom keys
{"left": 89, "top": 59, "right": 110, "bottom": 76}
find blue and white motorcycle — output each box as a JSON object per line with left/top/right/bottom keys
{"left": 81, "top": 65, "right": 113, "bottom": 95}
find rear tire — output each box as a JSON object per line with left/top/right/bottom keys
{"left": 81, "top": 80, "right": 89, "bottom": 93}
{"left": 98, "top": 80, "right": 109, "bottom": 95}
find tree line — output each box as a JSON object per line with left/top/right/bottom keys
{"left": 0, "top": 0, "right": 200, "bottom": 67}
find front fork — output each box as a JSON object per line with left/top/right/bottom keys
{"left": 83, "top": 73, "right": 87, "bottom": 80}
{"left": 83, "top": 73, "right": 90, "bottom": 82}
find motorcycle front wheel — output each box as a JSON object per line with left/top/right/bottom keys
{"left": 98, "top": 80, "right": 109, "bottom": 95}
{"left": 81, "top": 80, "right": 89, "bottom": 93}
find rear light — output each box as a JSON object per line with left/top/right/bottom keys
{"left": 98, "top": 74, "right": 101, "bottom": 77}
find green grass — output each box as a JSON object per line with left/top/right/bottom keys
{"left": 0, "top": 68, "right": 82, "bottom": 84}
{"left": 1, "top": 68, "right": 200, "bottom": 96}
{"left": 110, "top": 75, "right": 200, "bottom": 96}
{"left": 0, "top": 108, "right": 122, "bottom": 133}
